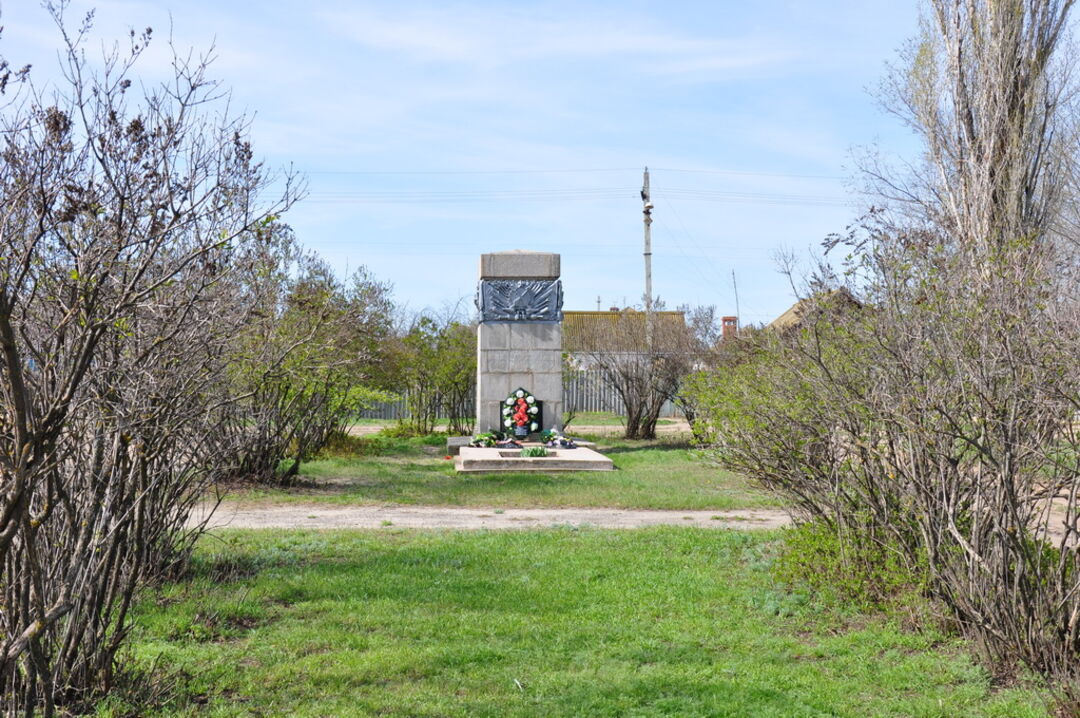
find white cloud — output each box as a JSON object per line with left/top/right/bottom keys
{"left": 316, "top": 4, "right": 792, "bottom": 77}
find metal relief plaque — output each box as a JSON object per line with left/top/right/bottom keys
{"left": 477, "top": 279, "right": 563, "bottom": 322}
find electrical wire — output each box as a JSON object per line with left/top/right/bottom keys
{"left": 302, "top": 166, "right": 846, "bottom": 181}
{"left": 303, "top": 187, "right": 852, "bottom": 207}
{"left": 659, "top": 198, "right": 730, "bottom": 297}
{"left": 652, "top": 167, "right": 844, "bottom": 180}
{"left": 652, "top": 214, "right": 720, "bottom": 292}
{"left": 305, "top": 168, "right": 640, "bottom": 175}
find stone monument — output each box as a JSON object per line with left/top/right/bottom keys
{"left": 475, "top": 250, "right": 563, "bottom": 434}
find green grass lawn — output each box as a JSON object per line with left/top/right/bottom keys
{"left": 102, "top": 528, "right": 1049, "bottom": 717}
{"left": 229, "top": 436, "right": 775, "bottom": 511}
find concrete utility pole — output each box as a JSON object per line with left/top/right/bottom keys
{"left": 641, "top": 166, "right": 654, "bottom": 348}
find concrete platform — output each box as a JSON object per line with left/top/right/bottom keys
{"left": 455, "top": 445, "right": 614, "bottom": 473}
{"left": 447, "top": 437, "right": 598, "bottom": 456}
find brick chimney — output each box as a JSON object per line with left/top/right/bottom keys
{"left": 721, "top": 316, "right": 738, "bottom": 341}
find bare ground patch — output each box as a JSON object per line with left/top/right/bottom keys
{"left": 191, "top": 504, "right": 791, "bottom": 531}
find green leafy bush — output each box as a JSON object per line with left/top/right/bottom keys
{"left": 774, "top": 521, "right": 930, "bottom": 614}
{"left": 379, "top": 423, "right": 448, "bottom": 440}
{"left": 317, "top": 431, "right": 396, "bottom": 457}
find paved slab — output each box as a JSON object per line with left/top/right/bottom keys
{"left": 191, "top": 504, "right": 791, "bottom": 531}
{"left": 455, "top": 445, "right": 614, "bottom": 472}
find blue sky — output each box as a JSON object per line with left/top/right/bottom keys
{"left": 5, "top": 0, "right": 922, "bottom": 324}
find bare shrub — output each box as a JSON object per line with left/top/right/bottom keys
{"left": 388, "top": 312, "right": 476, "bottom": 437}
{"left": 435, "top": 321, "right": 477, "bottom": 436}
{"left": 220, "top": 230, "right": 394, "bottom": 483}
{"left": 693, "top": 0, "right": 1080, "bottom": 704}
{"left": 568, "top": 307, "right": 698, "bottom": 440}
{"left": 0, "top": 7, "right": 295, "bottom": 714}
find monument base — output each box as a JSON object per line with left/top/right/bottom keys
{"left": 454, "top": 445, "right": 614, "bottom": 473}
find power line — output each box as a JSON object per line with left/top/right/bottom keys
{"left": 660, "top": 196, "right": 730, "bottom": 296}
{"left": 307, "top": 186, "right": 632, "bottom": 198}
{"left": 653, "top": 213, "right": 722, "bottom": 294}
{"left": 653, "top": 167, "right": 844, "bottom": 180}
{"left": 655, "top": 189, "right": 850, "bottom": 206}
{"left": 302, "top": 187, "right": 852, "bottom": 207}
{"left": 301, "top": 166, "right": 846, "bottom": 180}
{"left": 305, "top": 167, "right": 639, "bottom": 175}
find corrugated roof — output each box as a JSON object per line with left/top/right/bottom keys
{"left": 563, "top": 309, "right": 687, "bottom": 352}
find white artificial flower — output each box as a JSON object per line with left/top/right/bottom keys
{"left": 503, "top": 407, "right": 511, "bottom": 415}
{"left": 504, "top": 419, "right": 512, "bottom": 427}
{"left": 528, "top": 407, "right": 538, "bottom": 414}
{"left": 515, "top": 389, "right": 524, "bottom": 398}
{"left": 505, "top": 397, "right": 514, "bottom": 405}
{"left": 530, "top": 422, "right": 539, "bottom": 431}
{"left": 526, "top": 396, "right": 535, "bottom": 404}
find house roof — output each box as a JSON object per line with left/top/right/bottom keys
{"left": 767, "top": 288, "right": 862, "bottom": 331}
{"left": 563, "top": 309, "right": 687, "bottom": 352}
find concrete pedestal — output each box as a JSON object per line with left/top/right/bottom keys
{"left": 477, "top": 323, "right": 563, "bottom": 433}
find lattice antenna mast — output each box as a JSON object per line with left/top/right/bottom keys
{"left": 732, "top": 270, "right": 740, "bottom": 336}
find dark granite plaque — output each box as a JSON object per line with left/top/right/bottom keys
{"left": 477, "top": 279, "right": 563, "bottom": 322}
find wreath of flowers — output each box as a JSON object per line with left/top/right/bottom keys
{"left": 502, "top": 388, "right": 540, "bottom": 433}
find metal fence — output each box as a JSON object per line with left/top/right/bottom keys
{"left": 359, "top": 369, "right": 680, "bottom": 421}
{"left": 357, "top": 397, "right": 412, "bottom": 421}
{"left": 564, "top": 368, "right": 679, "bottom": 418}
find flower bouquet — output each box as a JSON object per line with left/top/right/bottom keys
{"left": 539, "top": 429, "right": 576, "bottom": 449}
{"left": 468, "top": 432, "right": 500, "bottom": 448}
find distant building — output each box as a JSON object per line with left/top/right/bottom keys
{"left": 768, "top": 288, "right": 863, "bottom": 331}
{"left": 562, "top": 308, "right": 688, "bottom": 358}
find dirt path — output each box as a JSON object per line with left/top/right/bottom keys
{"left": 192, "top": 504, "right": 791, "bottom": 531}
